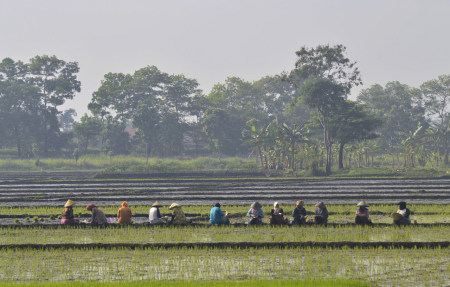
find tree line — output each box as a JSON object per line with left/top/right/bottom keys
{"left": 0, "top": 45, "right": 449, "bottom": 174}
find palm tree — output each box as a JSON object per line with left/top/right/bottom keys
{"left": 279, "top": 123, "right": 309, "bottom": 171}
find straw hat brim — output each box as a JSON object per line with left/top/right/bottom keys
{"left": 357, "top": 203, "right": 369, "bottom": 207}
{"left": 64, "top": 200, "right": 75, "bottom": 207}
{"left": 152, "top": 201, "right": 162, "bottom": 208}
{"left": 169, "top": 203, "right": 180, "bottom": 210}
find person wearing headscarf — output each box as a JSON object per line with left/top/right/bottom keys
{"left": 247, "top": 201, "right": 264, "bottom": 225}
{"left": 292, "top": 200, "right": 307, "bottom": 225}
{"left": 86, "top": 204, "right": 108, "bottom": 225}
{"left": 169, "top": 203, "right": 189, "bottom": 224}
{"left": 117, "top": 201, "right": 132, "bottom": 224}
{"left": 392, "top": 201, "right": 411, "bottom": 225}
{"left": 270, "top": 202, "right": 285, "bottom": 225}
{"left": 209, "top": 203, "right": 230, "bottom": 225}
{"left": 355, "top": 201, "right": 372, "bottom": 225}
{"left": 314, "top": 202, "right": 328, "bottom": 225}
{"left": 61, "top": 199, "right": 79, "bottom": 224}
{"left": 149, "top": 201, "right": 166, "bottom": 224}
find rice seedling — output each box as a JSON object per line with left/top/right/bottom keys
{"left": 0, "top": 247, "right": 446, "bottom": 286}
{"left": 0, "top": 225, "right": 448, "bottom": 245}
{"left": 0, "top": 279, "right": 370, "bottom": 287}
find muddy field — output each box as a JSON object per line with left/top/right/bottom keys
{"left": 0, "top": 172, "right": 449, "bottom": 207}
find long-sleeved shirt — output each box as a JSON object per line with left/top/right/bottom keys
{"left": 210, "top": 206, "right": 228, "bottom": 224}
{"left": 149, "top": 207, "right": 163, "bottom": 223}
{"left": 62, "top": 207, "right": 74, "bottom": 219}
{"left": 247, "top": 208, "right": 264, "bottom": 218}
{"left": 117, "top": 206, "right": 132, "bottom": 224}
{"left": 314, "top": 208, "right": 328, "bottom": 219}
{"left": 355, "top": 208, "right": 369, "bottom": 218}
{"left": 91, "top": 207, "right": 108, "bottom": 225}
{"left": 171, "top": 207, "right": 188, "bottom": 224}
{"left": 292, "top": 207, "right": 306, "bottom": 218}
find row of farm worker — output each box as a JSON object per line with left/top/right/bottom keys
{"left": 61, "top": 200, "right": 412, "bottom": 225}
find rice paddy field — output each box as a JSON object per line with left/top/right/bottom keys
{"left": 0, "top": 172, "right": 449, "bottom": 286}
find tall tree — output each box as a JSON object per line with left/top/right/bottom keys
{"left": 328, "top": 100, "right": 383, "bottom": 169}
{"left": 0, "top": 58, "right": 41, "bottom": 157}
{"left": 72, "top": 114, "right": 102, "bottom": 154}
{"left": 29, "top": 55, "right": 80, "bottom": 156}
{"left": 358, "top": 82, "right": 427, "bottom": 158}
{"left": 132, "top": 104, "right": 161, "bottom": 164}
{"left": 289, "top": 45, "right": 362, "bottom": 174}
{"left": 421, "top": 75, "right": 450, "bottom": 164}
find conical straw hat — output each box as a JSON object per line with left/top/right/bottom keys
{"left": 169, "top": 203, "right": 180, "bottom": 210}
{"left": 64, "top": 199, "right": 75, "bottom": 207}
{"left": 152, "top": 201, "right": 162, "bottom": 207}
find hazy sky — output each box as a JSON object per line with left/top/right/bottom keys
{"left": 1, "top": 0, "right": 449, "bottom": 118}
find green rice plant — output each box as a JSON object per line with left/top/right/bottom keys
{"left": 0, "top": 225, "right": 448, "bottom": 245}
{"left": 0, "top": 280, "right": 370, "bottom": 287}
{"left": 0, "top": 247, "right": 446, "bottom": 286}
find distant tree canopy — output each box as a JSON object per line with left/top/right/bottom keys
{"left": 0, "top": 48, "right": 449, "bottom": 173}
{"left": 0, "top": 56, "right": 79, "bottom": 157}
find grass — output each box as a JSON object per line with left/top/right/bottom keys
{"left": 0, "top": 156, "right": 258, "bottom": 172}
{"left": 0, "top": 247, "right": 446, "bottom": 286}
{"left": 0, "top": 280, "right": 371, "bottom": 287}
{"left": 0, "top": 155, "right": 449, "bottom": 178}
{"left": 0, "top": 225, "right": 449, "bottom": 245}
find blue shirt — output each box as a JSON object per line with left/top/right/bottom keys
{"left": 210, "top": 206, "right": 226, "bottom": 224}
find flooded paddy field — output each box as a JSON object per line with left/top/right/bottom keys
{"left": 0, "top": 172, "right": 449, "bottom": 286}
{"left": 0, "top": 172, "right": 449, "bottom": 207}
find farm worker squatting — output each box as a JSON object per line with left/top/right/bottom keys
{"left": 61, "top": 199, "right": 79, "bottom": 225}
{"left": 117, "top": 201, "right": 132, "bottom": 224}
{"left": 209, "top": 202, "right": 229, "bottom": 225}
{"left": 292, "top": 200, "right": 307, "bottom": 225}
{"left": 355, "top": 201, "right": 372, "bottom": 225}
{"left": 149, "top": 201, "right": 166, "bottom": 224}
{"left": 86, "top": 204, "right": 108, "bottom": 225}
{"left": 169, "top": 203, "right": 189, "bottom": 224}
{"left": 270, "top": 202, "right": 285, "bottom": 225}
{"left": 314, "top": 202, "right": 328, "bottom": 225}
{"left": 247, "top": 201, "right": 264, "bottom": 225}
{"left": 392, "top": 201, "right": 411, "bottom": 225}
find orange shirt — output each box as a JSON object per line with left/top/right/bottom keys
{"left": 117, "top": 207, "right": 132, "bottom": 224}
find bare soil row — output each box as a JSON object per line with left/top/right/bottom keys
{"left": 0, "top": 176, "right": 449, "bottom": 206}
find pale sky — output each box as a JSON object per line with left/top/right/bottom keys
{"left": 1, "top": 0, "right": 449, "bottom": 118}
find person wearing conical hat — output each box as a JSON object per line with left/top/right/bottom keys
{"left": 355, "top": 201, "right": 372, "bottom": 225}
{"left": 247, "top": 201, "right": 264, "bottom": 225}
{"left": 61, "top": 200, "right": 79, "bottom": 224}
{"left": 149, "top": 201, "right": 166, "bottom": 224}
{"left": 117, "top": 201, "right": 132, "bottom": 224}
{"left": 169, "top": 203, "right": 189, "bottom": 225}
{"left": 292, "top": 200, "right": 307, "bottom": 225}
{"left": 314, "top": 202, "right": 328, "bottom": 225}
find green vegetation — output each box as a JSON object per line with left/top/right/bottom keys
{"left": 1, "top": 48, "right": 449, "bottom": 177}
{"left": 0, "top": 225, "right": 448, "bottom": 245}
{"left": 0, "top": 280, "right": 370, "bottom": 287}
{"left": 0, "top": 247, "right": 447, "bottom": 286}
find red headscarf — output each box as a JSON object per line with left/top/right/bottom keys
{"left": 86, "top": 204, "right": 97, "bottom": 211}
{"left": 122, "top": 201, "right": 128, "bottom": 208}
